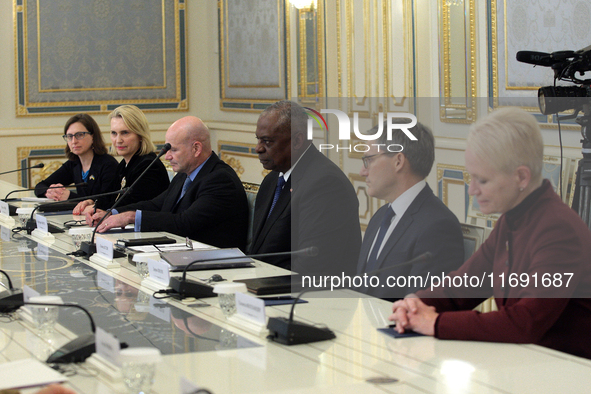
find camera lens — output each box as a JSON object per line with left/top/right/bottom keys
{"left": 538, "top": 86, "right": 590, "bottom": 115}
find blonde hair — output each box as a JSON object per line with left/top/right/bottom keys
{"left": 108, "top": 105, "right": 156, "bottom": 156}
{"left": 467, "top": 107, "right": 543, "bottom": 183}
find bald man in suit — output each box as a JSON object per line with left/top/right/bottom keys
{"left": 90, "top": 116, "right": 248, "bottom": 250}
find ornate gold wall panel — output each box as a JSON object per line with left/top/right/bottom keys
{"left": 294, "top": 0, "right": 326, "bottom": 105}
{"left": 219, "top": 0, "right": 289, "bottom": 111}
{"left": 14, "top": 0, "right": 188, "bottom": 116}
{"left": 340, "top": 0, "right": 416, "bottom": 122}
{"left": 439, "top": 0, "right": 477, "bottom": 123}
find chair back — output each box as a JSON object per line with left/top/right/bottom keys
{"left": 243, "top": 182, "right": 260, "bottom": 251}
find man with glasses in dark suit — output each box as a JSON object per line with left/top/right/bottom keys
{"left": 356, "top": 119, "right": 464, "bottom": 300}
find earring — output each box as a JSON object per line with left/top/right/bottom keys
{"left": 519, "top": 187, "right": 524, "bottom": 192}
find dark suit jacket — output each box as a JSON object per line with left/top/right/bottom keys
{"left": 250, "top": 146, "right": 361, "bottom": 276}
{"left": 357, "top": 184, "right": 464, "bottom": 300}
{"left": 95, "top": 152, "right": 170, "bottom": 210}
{"left": 118, "top": 152, "right": 248, "bottom": 251}
{"left": 35, "top": 153, "right": 119, "bottom": 199}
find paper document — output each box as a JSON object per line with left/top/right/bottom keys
{"left": 0, "top": 358, "right": 67, "bottom": 389}
{"left": 21, "top": 197, "right": 53, "bottom": 202}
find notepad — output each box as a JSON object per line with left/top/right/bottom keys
{"left": 0, "top": 358, "right": 67, "bottom": 390}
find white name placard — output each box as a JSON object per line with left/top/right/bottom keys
{"left": 22, "top": 285, "right": 40, "bottom": 303}
{"left": 1, "top": 226, "right": 10, "bottom": 241}
{"left": 180, "top": 377, "right": 205, "bottom": 394}
{"left": 235, "top": 292, "right": 266, "bottom": 325}
{"left": 148, "top": 258, "right": 170, "bottom": 286}
{"left": 35, "top": 214, "right": 48, "bottom": 233}
{"left": 95, "top": 327, "right": 121, "bottom": 366}
{"left": 0, "top": 201, "right": 9, "bottom": 217}
{"left": 96, "top": 237, "right": 114, "bottom": 260}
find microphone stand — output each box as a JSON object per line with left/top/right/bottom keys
{"left": 80, "top": 143, "right": 171, "bottom": 257}
{"left": 25, "top": 188, "right": 129, "bottom": 235}
{"left": 0, "top": 163, "right": 44, "bottom": 176}
{"left": 266, "top": 252, "right": 432, "bottom": 346}
{"left": 4, "top": 182, "right": 88, "bottom": 201}
{"left": 0, "top": 299, "right": 103, "bottom": 363}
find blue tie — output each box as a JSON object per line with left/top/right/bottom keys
{"left": 177, "top": 176, "right": 192, "bottom": 203}
{"left": 267, "top": 175, "right": 285, "bottom": 218}
{"left": 365, "top": 207, "right": 395, "bottom": 272}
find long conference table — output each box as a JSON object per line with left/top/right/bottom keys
{"left": 1, "top": 180, "right": 591, "bottom": 393}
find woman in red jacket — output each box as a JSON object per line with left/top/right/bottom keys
{"left": 390, "top": 107, "right": 591, "bottom": 359}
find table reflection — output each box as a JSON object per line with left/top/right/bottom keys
{"left": 0, "top": 227, "right": 259, "bottom": 355}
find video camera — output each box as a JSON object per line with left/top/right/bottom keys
{"left": 516, "top": 45, "right": 591, "bottom": 115}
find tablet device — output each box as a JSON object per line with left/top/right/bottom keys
{"left": 160, "top": 248, "right": 254, "bottom": 272}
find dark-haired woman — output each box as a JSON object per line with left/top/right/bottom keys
{"left": 34, "top": 114, "right": 118, "bottom": 201}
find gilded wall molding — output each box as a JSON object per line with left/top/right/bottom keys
{"left": 14, "top": 0, "right": 188, "bottom": 116}
{"left": 219, "top": 0, "right": 288, "bottom": 112}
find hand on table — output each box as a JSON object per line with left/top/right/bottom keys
{"left": 73, "top": 199, "right": 94, "bottom": 216}
{"left": 45, "top": 184, "right": 69, "bottom": 201}
{"left": 389, "top": 295, "right": 438, "bottom": 336}
{"left": 92, "top": 211, "right": 135, "bottom": 233}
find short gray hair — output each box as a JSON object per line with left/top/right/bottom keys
{"left": 261, "top": 100, "right": 307, "bottom": 136}
{"left": 467, "top": 107, "right": 543, "bottom": 182}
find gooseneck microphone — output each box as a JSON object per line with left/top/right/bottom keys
{"left": 266, "top": 252, "right": 432, "bottom": 346}
{"left": 24, "top": 188, "right": 129, "bottom": 234}
{"left": 0, "top": 163, "right": 44, "bottom": 176}
{"left": 169, "top": 247, "right": 319, "bottom": 299}
{"left": 82, "top": 143, "right": 172, "bottom": 257}
{"left": 0, "top": 298, "right": 101, "bottom": 363}
{"left": 4, "top": 182, "right": 88, "bottom": 201}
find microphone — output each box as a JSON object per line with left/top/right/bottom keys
{"left": 266, "top": 252, "right": 432, "bottom": 346}
{"left": 0, "top": 269, "right": 23, "bottom": 313}
{"left": 169, "top": 247, "right": 319, "bottom": 299}
{"left": 81, "top": 143, "right": 172, "bottom": 257}
{"left": 24, "top": 188, "right": 128, "bottom": 234}
{"left": 158, "top": 143, "right": 172, "bottom": 157}
{"left": 0, "top": 298, "right": 102, "bottom": 363}
{"left": 4, "top": 182, "right": 88, "bottom": 201}
{"left": 516, "top": 50, "right": 576, "bottom": 67}
{"left": 0, "top": 163, "right": 44, "bottom": 176}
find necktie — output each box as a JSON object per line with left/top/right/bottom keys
{"left": 177, "top": 176, "right": 192, "bottom": 203}
{"left": 365, "top": 207, "right": 395, "bottom": 272}
{"left": 267, "top": 175, "right": 286, "bottom": 218}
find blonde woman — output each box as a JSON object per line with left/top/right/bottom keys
{"left": 73, "top": 105, "right": 169, "bottom": 215}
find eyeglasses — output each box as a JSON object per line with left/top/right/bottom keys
{"left": 362, "top": 152, "right": 393, "bottom": 169}
{"left": 63, "top": 219, "right": 86, "bottom": 229}
{"left": 63, "top": 132, "right": 92, "bottom": 141}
